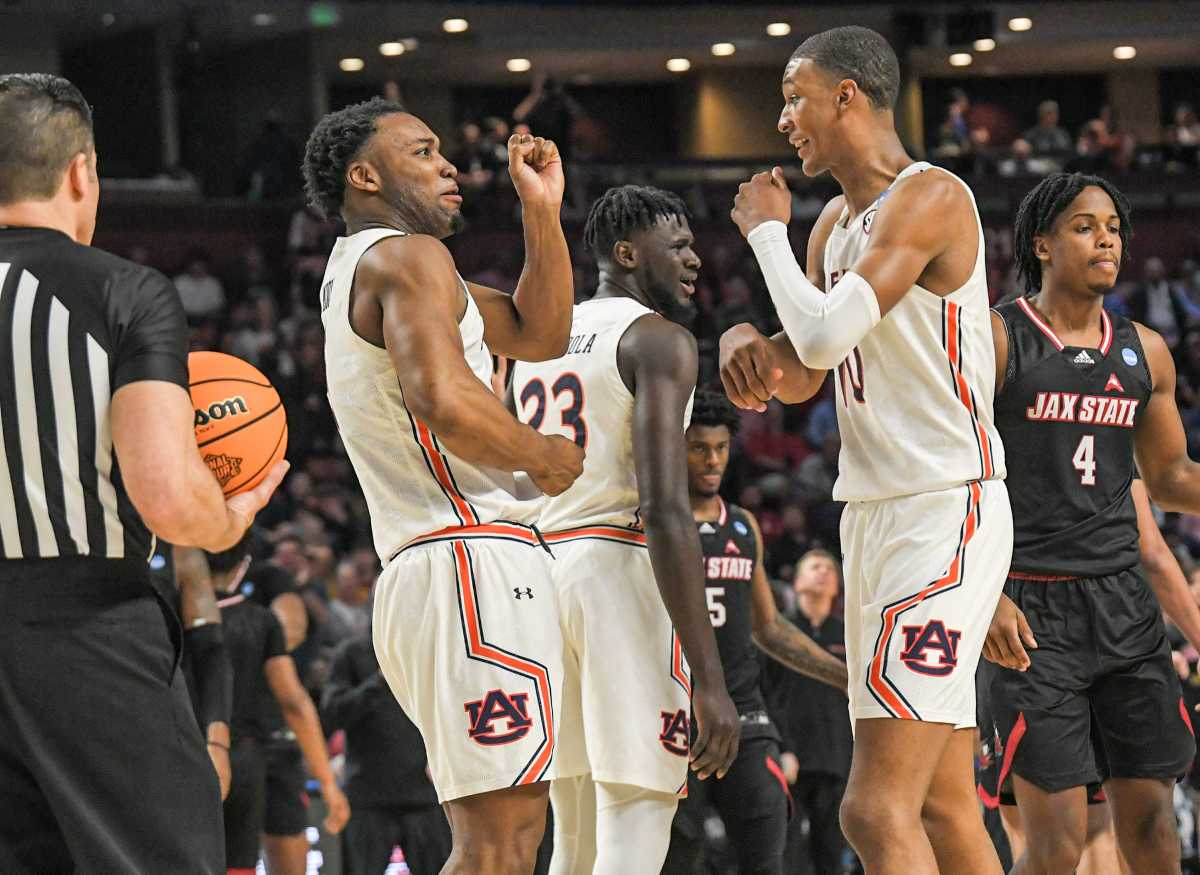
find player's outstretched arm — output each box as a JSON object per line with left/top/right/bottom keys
{"left": 1132, "top": 479, "right": 1200, "bottom": 649}
{"left": 621, "top": 315, "right": 740, "bottom": 780}
{"left": 719, "top": 196, "right": 842, "bottom": 411}
{"left": 362, "top": 234, "right": 583, "bottom": 496}
{"left": 264, "top": 653, "right": 351, "bottom": 835}
{"left": 467, "top": 134, "right": 573, "bottom": 362}
{"left": 743, "top": 513, "right": 848, "bottom": 692}
{"left": 731, "top": 168, "right": 971, "bottom": 371}
{"left": 1134, "top": 324, "right": 1200, "bottom": 514}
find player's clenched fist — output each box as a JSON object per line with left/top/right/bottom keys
{"left": 731, "top": 166, "right": 792, "bottom": 237}
{"left": 508, "top": 133, "right": 564, "bottom": 210}
{"left": 719, "top": 323, "right": 784, "bottom": 413}
{"left": 529, "top": 434, "right": 585, "bottom": 496}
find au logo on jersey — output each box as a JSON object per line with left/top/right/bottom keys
{"left": 659, "top": 709, "right": 690, "bottom": 757}
{"left": 465, "top": 690, "right": 533, "bottom": 746}
{"left": 899, "top": 620, "right": 962, "bottom": 676}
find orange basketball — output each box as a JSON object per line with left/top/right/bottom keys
{"left": 188, "top": 351, "right": 288, "bottom": 497}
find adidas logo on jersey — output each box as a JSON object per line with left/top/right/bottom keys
{"left": 1073, "top": 350, "right": 1095, "bottom": 365}
{"left": 698, "top": 523, "right": 716, "bottom": 534}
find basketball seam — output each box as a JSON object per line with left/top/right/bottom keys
{"left": 221, "top": 422, "right": 288, "bottom": 497}
{"left": 189, "top": 377, "right": 275, "bottom": 389}
{"left": 197, "top": 401, "right": 283, "bottom": 449}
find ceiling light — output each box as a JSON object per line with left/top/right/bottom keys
{"left": 949, "top": 53, "right": 973, "bottom": 67}
{"left": 379, "top": 42, "right": 405, "bottom": 56}
{"left": 506, "top": 58, "right": 532, "bottom": 72}
{"left": 973, "top": 37, "right": 996, "bottom": 51}
{"left": 443, "top": 18, "right": 469, "bottom": 33}
{"left": 339, "top": 58, "right": 365, "bottom": 72}
{"left": 1007, "top": 17, "right": 1033, "bottom": 31}
{"left": 100, "top": 12, "right": 115, "bottom": 26}
{"left": 766, "top": 22, "right": 791, "bottom": 37}
{"left": 1113, "top": 45, "right": 1136, "bottom": 60}
{"left": 252, "top": 12, "right": 275, "bottom": 26}
{"left": 711, "top": 43, "right": 736, "bottom": 57}
{"left": 666, "top": 58, "right": 691, "bottom": 72}
{"left": 401, "top": 37, "right": 419, "bottom": 51}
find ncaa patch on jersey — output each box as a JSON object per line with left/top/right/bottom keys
{"left": 733, "top": 520, "right": 748, "bottom": 536}
{"left": 1122, "top": 347, "right": 1138, "bottom": 366}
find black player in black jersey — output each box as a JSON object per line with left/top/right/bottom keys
{"left": 663, "top": 391, "right": 848, "bottom": 875}
{"left": 982, "top": 173, "right": 1200, "bottom": 875}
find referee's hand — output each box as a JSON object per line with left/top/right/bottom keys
{"left": 225, "top": 460, "right": 290, "bottom": 533}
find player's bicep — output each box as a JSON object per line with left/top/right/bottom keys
{"left": 851, "top": 177, "right": 960, "bottom": 316}
{"left": 1131, "top": 479, "right": 1168, "bottom": 561}
{"left": 743, "top": 511, "right": 779, "bottom": 633}
{"left": 1134, "top": 327, "right": 1189, "bottom": 496}
{"left": 111, "top": 381, "right": 200, "bottom": 517}
{"left": 991, "top": 311, "right": 1010, "bottom": 394}
{"left": 264, "top": 654, "right": 306, "bottom": 707}
{"left": 625, "top": 320, "right": 698, "bottom": 510}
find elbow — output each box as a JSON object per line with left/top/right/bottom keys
{"left": 794, "top": 333, "right": 846, "bottom": 372}
{"left": 133, "top": 489, "right": 194, "bottom": 544}
{"left": 405, "top": 382, "right": 461, "bottom": 434}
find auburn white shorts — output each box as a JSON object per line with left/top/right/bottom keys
{"left": 841, "top": 479, "right": 1012, "bottom": 729}
{"left": 543, "top": 526, "right": 692, "bottom": 796}
{"left": 373, "top": 524, "right": 563, "bottom": 803}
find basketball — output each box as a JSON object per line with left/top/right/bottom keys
{"left": 188, "top": 351, "right": 288, "bottom": 497}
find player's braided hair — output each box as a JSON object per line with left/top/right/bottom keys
{"left": 688, "top": 389, "right": 741, "bottom": 436}
{"left": 1014, "top": 172, "right": 1132, "bottom": 294}
{"left": 583, "top": 185, "right": 691, "bottom": 262}
{"left": 302, "top": 97, "right": 405, "bottom": 220}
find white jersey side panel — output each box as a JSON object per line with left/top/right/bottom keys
{"left": 321, "top": 228, "right": 541, "bottom": 561}
{"left": 824, "top": 162, "right": 1006, "bottom": 502}
{"left": 512, "top": 297, "right": 692, "bottom": 533}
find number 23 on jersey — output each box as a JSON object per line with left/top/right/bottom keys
{"left": 520, "top": 373, "right": 588, "bottom": 448}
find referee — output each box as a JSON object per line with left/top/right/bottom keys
{"left": 0, "top": 73, "right": 286, "bottom": 873}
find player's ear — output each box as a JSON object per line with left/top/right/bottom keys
{"left": 1033, "top": 234, "right": 1051, "bottom": 264}
{"left": 836, "top": 79, "right": 857, "bottom": 113}
{"left": 613, "top": 239, "right": 637, "bottom": 270}
{"left": 346, "top": 159, "right": 381, "bottom": 196}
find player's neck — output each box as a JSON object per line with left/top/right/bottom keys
{"left": 1032, "top": 287, "right": 1106, "bottom": 337}
{"left": 830, "top": 128, "right": 913, "bottom": 217}
{"left": 691, "top": 492, "right": 722, "bottom": 521}
{"left": 593, "top": 274, "right": 651, "bottom": 309}
{"left": 798, "top": 594, "right": 831, "bottom": 627}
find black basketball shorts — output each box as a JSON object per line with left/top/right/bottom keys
{"left": 987, "top": 567, "right": 1195, "bottom": 796}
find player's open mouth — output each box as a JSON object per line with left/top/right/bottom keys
{"left": 680, "top": 279, "right": 696, "bottom": 296}
{"left": 793, "top": 137, "right": 811, "bottom": 152}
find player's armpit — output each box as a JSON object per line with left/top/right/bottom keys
{"left": 1133, "top": 323, "right": 1200, "bottom": 514}
{"left": 851, "top": 170, "right": 975, "bottom": 315}
{"left": 991, "top": 310, "right": 1011, "bottom": 395}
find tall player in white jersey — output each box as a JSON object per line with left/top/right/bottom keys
{"left": 719, "top": 27, "right": 1012, "bottom": 875}
{"left": 511, "top": 186, "right": 740, "bottom": 874}
{"left": 302, "top": 98, "right": 584, "bottom": 875}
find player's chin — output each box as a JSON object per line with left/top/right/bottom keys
{"left": 445, "top": 208, "right": 467, "bottom": 236}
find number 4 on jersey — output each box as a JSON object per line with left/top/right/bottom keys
{"left": 1073, "top": 434, "right": 1096, "bottom": 486}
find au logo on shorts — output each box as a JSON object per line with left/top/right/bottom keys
{"left": 899, "top": 620, "right": 962, "bottom": 676}
{"left": 659, "top": 709, "right": 690, "bottom": 757}
{"left": 464, "top": 690, "right": 533, "bottom": 746}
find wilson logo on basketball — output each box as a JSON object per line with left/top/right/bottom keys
{"left": 194, "top": 396, "right": 249, "bottom": 427}
{"left": 204, "top": 453, "right": 244, "bottom": 486}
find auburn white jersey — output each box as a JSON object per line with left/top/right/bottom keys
{"left": 321, "top": 228, "right": 541, "bottom": 562}
{"left": 824, "top": 162, "right": 1005, "bottom": 502}
{"left": 512, "top": 297, "right": 692, "bottom": 533}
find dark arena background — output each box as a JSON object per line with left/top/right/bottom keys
{"left": 3, "top": 1, "right": 1200, "bottom": 873}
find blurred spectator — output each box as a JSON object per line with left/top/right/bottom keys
{"left": 1165, "top": 103, "right": 1200, "bottom": 172}
{"left": 1011, "top": 100, "right": 1072, "bottom": 173}
{"left": 325, "top": 560, "right": 370, "bottom": 644}
{"left": 482, "top": 116, "right": 511, "bottom": 166}
{"left": 1074, "top": 105, "right": 1136, "bottom": 174}
{"left": 765, "top": 550, "right": 852, "bottom": 875}
{"left": 1127, "top": 256, "right": 1191, "bottom": 348}
{"left": 174, "top": 250, "right": 226, "bottom": 319}
{"left": 805, "top": 395, "right": 839, "bottom": 451}
{"left": 742, "top": 401, "right": 811, "bottom": 475}
{"left": 766, "top": 504, "right": 812, "bottom": 581}
{"left": 795, "top": 433, "right": 841, "bottom": 504}
{"left": 513, "top": 73, "right": 585, "bottom": 158}
{"left": 241, "top": 117, "right": 300, "bottom": 200}
{"left": 449, "top": 122, "right": 500, "bottom": 194}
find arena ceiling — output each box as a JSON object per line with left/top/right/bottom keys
{"left": 15, "top": 1, "right": 1200, "bottom": 84}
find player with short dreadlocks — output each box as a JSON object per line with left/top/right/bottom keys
{"left": 306, "top": 97, "right": 584, "bottom": 875}
{"left": 983, "top": 171, "right": 1200, "bottom": 874}
{"left": 513, "top": 186, "right": 740, "bottom": 872}
{"left": 663, "top": 389, "right": 848, "bottom": 875}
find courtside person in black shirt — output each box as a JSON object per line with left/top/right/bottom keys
{"left": 0, "top": 74, "right": 285, "bottom": 874}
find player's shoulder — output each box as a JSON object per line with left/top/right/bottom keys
{"left": 357, "top": 232, "right": 454, "bottom": 284}
{"left": 728, "top": 503, "right": 761, "bottom": 537}
{"left": 52, "top": 238, "right": 172, "bottom": 295}
{"left": 1129, "top": 320, "right": 1174, "bottom": 380}
{"left": 621, "top": 310, "right": 697, "bottom": 358}
{"left": 891, "top": 165, "right": 971, "bottom": 212}
{"left": 811, "top": 195, "right": 847, "bottom": 239}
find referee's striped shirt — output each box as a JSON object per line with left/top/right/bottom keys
{"left": 0, "top": 226, "right": 189, "bottom": 564}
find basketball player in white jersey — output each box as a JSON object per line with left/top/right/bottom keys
{"left": 303, "top": 98, "right": 584, "bottom": 875}
{"left": 719, "top": 27, "right": 1012, "bottom": 875}
{"left": 511, "top": 186, "right": 740, "bottom": 873}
